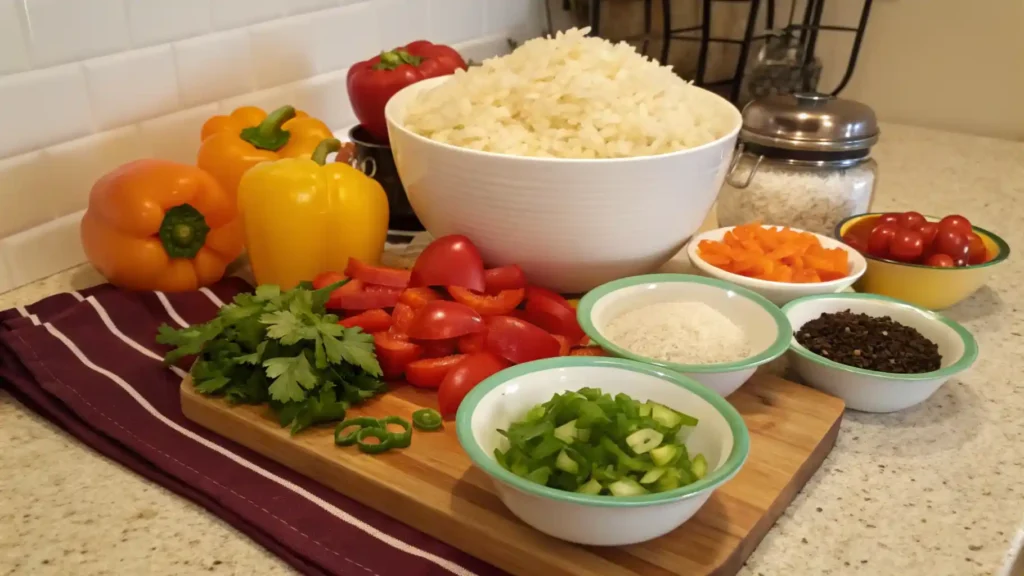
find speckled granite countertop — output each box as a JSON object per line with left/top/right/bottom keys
{"left": 2, "top": 123, "right": 1023, "bottom": 576}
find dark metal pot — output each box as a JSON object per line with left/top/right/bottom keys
{"left": 347, "top": 125, "right": 424, "bottom": 235}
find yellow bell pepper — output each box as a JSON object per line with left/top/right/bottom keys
{"left": 237, "top": 138, "right": 390, "bottom": 290}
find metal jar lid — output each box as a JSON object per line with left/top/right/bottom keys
{"left": 740, "top": 92, "right": 879, "bottom": 153}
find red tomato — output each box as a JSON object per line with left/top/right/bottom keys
{"left": 399, "top": 287, "right": 442, "bottom": 309}
{"left": 372, "top": 332, "right": 422, "bottom": 379}
{"left": 344, "top": 258, "right": 411, "bottom": 288}
{"left": 407, "top": 300, "right": 485, "bottom": 340}
{"left": 438, "top": 352, "right": 510, "bottom": 417}
{"left": 552, "top": 334, "right": 571, "bottom": 356}
{"left": 522, "top": 286, "right": 585, "bottom": 341}
{"left": 841, "top": 233, "right": 868, "bottom": 254}
{"left": 937, "top": 214, "right": 973, "bottom": 236}
{"left": 405, "top": 355, "right": 466, "bottom": 389}
{"left": 458, "top": 331, "right": 487, "bottom": 354}
{"left": 867, "top": 224, "right": 899, "bottom": 258}
{"left": 447, "top": 286, "right": 525, "bottom": 316}
{"left": 934, "top": 230, "right": 969, "bottom": 259}
{"left": 924, "top": 253, "right": 955, "bottom": 268}
{"left": 569, "top": 347, "right": 607, "bottom": 357}
{"left": 914, "top": 222, "right": 939, "bottom": 248}
{"left": 896, "top": 211, "right": 926, "bottom": 230}
{"left": 889, "top": 229, "right": 925, "bottom": 262}
{"left": 419, "top": 338, "right": 458, "bottom": 358}
{"left": 965, "top": 232, "right": 988, "bottom": 265}
{"left": 391, "top": 302, "right": 416, "bottom": 336}
{"left": 877, "top": 213, "right": 901, "bottom": 227}
{"left": 339, "top": 308, "right": 392, "bottom": 333}
{"left": 484, "top": 265, "right": 527, "bottom": 294}
{"left": 410, "top": 235, "right": 486, "bottom": 292}
{"left": 485, "top": 315, "right": 562, "bottom": 364}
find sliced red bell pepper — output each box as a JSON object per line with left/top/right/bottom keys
{"left": 447, "top": 286, "right": 525, "bottom": 316}
{"left": 344, "top": 258, "right": 411, "bottom": 288}
{"left": 373, "top": 332, "right": 422, "bottom": 379}
{"left": 347, "top": 41, "right": 467, "bottom": 143}
{"left": 329, "top": 279, "right": 402, "bottom": 310}
{"left": 552, "top": 334, "right": 572, "bottom": 356}
{"left": 405, "top": 355, "right": 465, "bottom": 389}
{"left": 399, "top": 287, "right": 443, "bottom": 309}
{"left": 340, "top": 308, "right": 392, "bottom": 333}
{"left": 391, "top": 302, "right": 416, "bottom": 336}
{"left": 570, "top": 346, "right": 607, "bottom": 357}
{"left": 484, "top": 265, "right": 527, "bottom": 294}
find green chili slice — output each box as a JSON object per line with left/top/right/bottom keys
{"left": 412, "top": 408, "right": 443, "bottom": 431}
{"left": 380, "top": 416, "right": 413, "bottom": 448}
{"left": 355, "top": 427, "right": 393, "bottom": 454}
{"left": 334, "top": 417, "right": 383, "bottom": 446}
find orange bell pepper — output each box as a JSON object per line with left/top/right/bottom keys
{"left": 81, "top": 159, "right": 245, "bottom": 292}
{"left": 197, "top": 105, "right": 334, "bottom": 199}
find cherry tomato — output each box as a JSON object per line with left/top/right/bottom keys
{"left": 458, "top": 331, "right": 487, "bottom": 354}
{"left": 404, "top": 355, "right": 465, "bottom": 389}
{"left": 888, "top": 229, "right": 925, "bottom": 262}
{"left": 390, "top": 302, "right": 416, "bottom": 336}
{"left": 965, "top": 232, "right": 988, "bottom": 265}
{"left": 419, "top": 338, "right": 458, "bottom": 358}
{"left": 924, "top": 253, "right": 954, "bottom": 268}
{"left": 485, "top": 315, "right": 562, "bottom": 364}
{"left": 841, "top": 233, "right": 868, "bottom": 254}
{"left": 521, "top": 286, "right": 585, "bottom": 342}
{"left": 438, "top": 352, "right": 510, "bottom": 417}
{"left": 407, "top": 300, "right": 485, "bottom": 340}
{"left": 954, "top": 257, "right": 968, "bottom": 267}
{"left": 937, "top": 215, "right": 973, "bottom": 236}
{"left": 372, "top": 332, "right": 422, "bottom": 379}
{"left": 877, "top": 213, "right": 901, "bottom": 227}
{"left": 339, "top": 308, "right": 392, "bottom": 333}
{"left": 399, "top": 287, "right": 442, "bottom": 310}
{"left": 484, "top": 265, "right": 527, "bottom": 294}
{"left": 552, "top": 334, "right": 572, "bottom": 356}
{"left": 344, "top": 258, "right": 411, "bottom": 288}
{"left": 410, "top": 235, "right": 486, "bottom": 292}
{"left": 897, "top": 211, "right": 926, "bottom": 230}
{"left": 934, "top": 230, "right": 969, "bottom": 259}
{"left": 569, "top": 347, "right": 607, "bottom": 357}
{"left": 914, "top": 222, "right": 939, "bottom": 249}
{"left": 447, "top": 286, "right": 525, "bottom": 316}
{"left": 867, "top": 224, "right": 899, "bottom": 258}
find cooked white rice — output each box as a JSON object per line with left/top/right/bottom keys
{"left": 402, "top": 28, "right": 734, "bottom": 159}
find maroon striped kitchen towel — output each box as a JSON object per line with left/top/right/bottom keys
{"left": 0, "top": 278, "right": 503, "bottom": 576}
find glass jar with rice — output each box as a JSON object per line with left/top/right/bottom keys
{"left": 716, "top": 93, "right": 879, "bottom": 237}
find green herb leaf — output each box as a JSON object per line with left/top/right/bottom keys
{"left": 264, "top": 354, "right": 318, "bottom": 403}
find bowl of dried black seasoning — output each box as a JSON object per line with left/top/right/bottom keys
{"left": 781, "top": 293, "right": 978, "bottom": 412}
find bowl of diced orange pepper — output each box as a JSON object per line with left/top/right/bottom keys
{"left": 686, "top": 223, "right": 867, "bottom": 306}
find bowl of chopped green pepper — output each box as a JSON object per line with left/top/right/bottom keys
{"left": 455, "top": 356, "right": 749, "bottom": 546}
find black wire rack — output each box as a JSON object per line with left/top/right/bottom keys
{"left": 577, "top": 0, "right": 873, "bottom": 104}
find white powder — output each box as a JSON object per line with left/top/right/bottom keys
{"left": 605, "top": 301, "right": 751, "bottom": 365}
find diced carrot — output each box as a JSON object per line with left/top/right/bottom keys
{"left": 701, "top": 252, "right": 732, "bottom": 267}
{"left": 723, "top": 231, "right": 742, "bottom": 248}
{"left": 698, "top": 224, "right": 848, "bottom": 284}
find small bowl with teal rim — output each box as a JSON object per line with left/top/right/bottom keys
{"left": 782, "top": 292, "right": 979, "bottom": 412}
{"left": 456, "top": 356, "right": 750, "bottom": 546}
{"left": 576, "top": 274, "right": 791, "bottom": 397}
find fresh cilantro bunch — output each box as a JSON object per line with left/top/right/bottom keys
{"left": 156, "top": 281, "right": 385, "bottom": 435}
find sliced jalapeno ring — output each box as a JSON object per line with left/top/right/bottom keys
{"left": 412, "top": 408, "right": 443, "bottom": 431}
{"left": 334, "top": 417, "right": 383, "bottom": 446}
{"left": 355, "top": 427, "right": 393, "bottom": 454}
{"left": 380, "top": 416, "right": 413, "bottom": 448}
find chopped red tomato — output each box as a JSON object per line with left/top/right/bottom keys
{"left": 399, "top": 287, "right": 443, "bottom": 309}
{"left": 339, "top": 308, "right": 391, "bottom": 333}
{"left": 419, "top": 338, "right": 458, "bottom": 358}
{"left": 344, "top": 258, "right": 411, "bottom": 288}
{"left": 570, "top": 346, "right": 607, "bottom": 357}
{"left": 372, "top": 332, "right": 422, "bottom": 379}
{"left": 405, "top": 355, "right": 466, "bottom": 389}
{"left": 438, "top": 352, "right": 509, "bottom": 417}
{"left": 485, "top": 315, "right": 561, "bottom": 364}
{"left": 552, "top": 334, "right": 571, "bottom": 356}
{"left": 410, "top": 235, "right": 486, "bottom": 292}
{"left": 391, "top": 302, "right": 416, "bottom": 336}
{"left": 447, "top": 286, "right": 525, "bottom": 316}
{"left": 522, "top": 285, "right": 585, "bottom": 342}
{"left": 407, "top": 300, "right": 485, "bottom": 340}
{"left": 458, "top": 331, "right": 487, "bottom": 354}
{"left": 484, "top": 265, "right": 527, "bottom": 294}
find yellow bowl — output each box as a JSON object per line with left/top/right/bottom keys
{"left": 835, "top": 213, "right": 1010, "bottom": 310}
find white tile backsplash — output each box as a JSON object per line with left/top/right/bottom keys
{"left": 0, "top": 0, "right": 542, "bottom": 292}
{"left": 0, "top": 0, "right": 31, "bottom": 74}
{"left": 23, "top": 0, "right": 131, "bottom": 68}
{"left": 85, "top": 46, "right": 182, "bottom": 130}
{"left": 127, "top": 0, "right": 213, "bottom": 47}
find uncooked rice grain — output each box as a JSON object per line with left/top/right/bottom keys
{"left": 605, "top": 301, "right": 752, "bottom": 365}
{"left": 402, "top": 28, "right": 735, "bottom": 159}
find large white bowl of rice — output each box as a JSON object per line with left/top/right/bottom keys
{"left": 385, "top": 28, "right": 742, "bottom": 294}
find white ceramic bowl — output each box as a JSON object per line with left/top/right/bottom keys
{"left": 576, "top": 274, "right": 791, "bottom": 397}
{"left": 456, "top": 356, "right": 749, "bottom": 546}
{"left": 782, "top": 293, "right": 978, "bottom": 412}
{"left": 686, "top": 225, "right": 867, "bottom": 306}
{"left": 384, "top": 76, "right": 742, "bottom": 294}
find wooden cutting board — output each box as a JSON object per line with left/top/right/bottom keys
{"left": 181, "top": 371, "right": 844, "bottom": 576}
